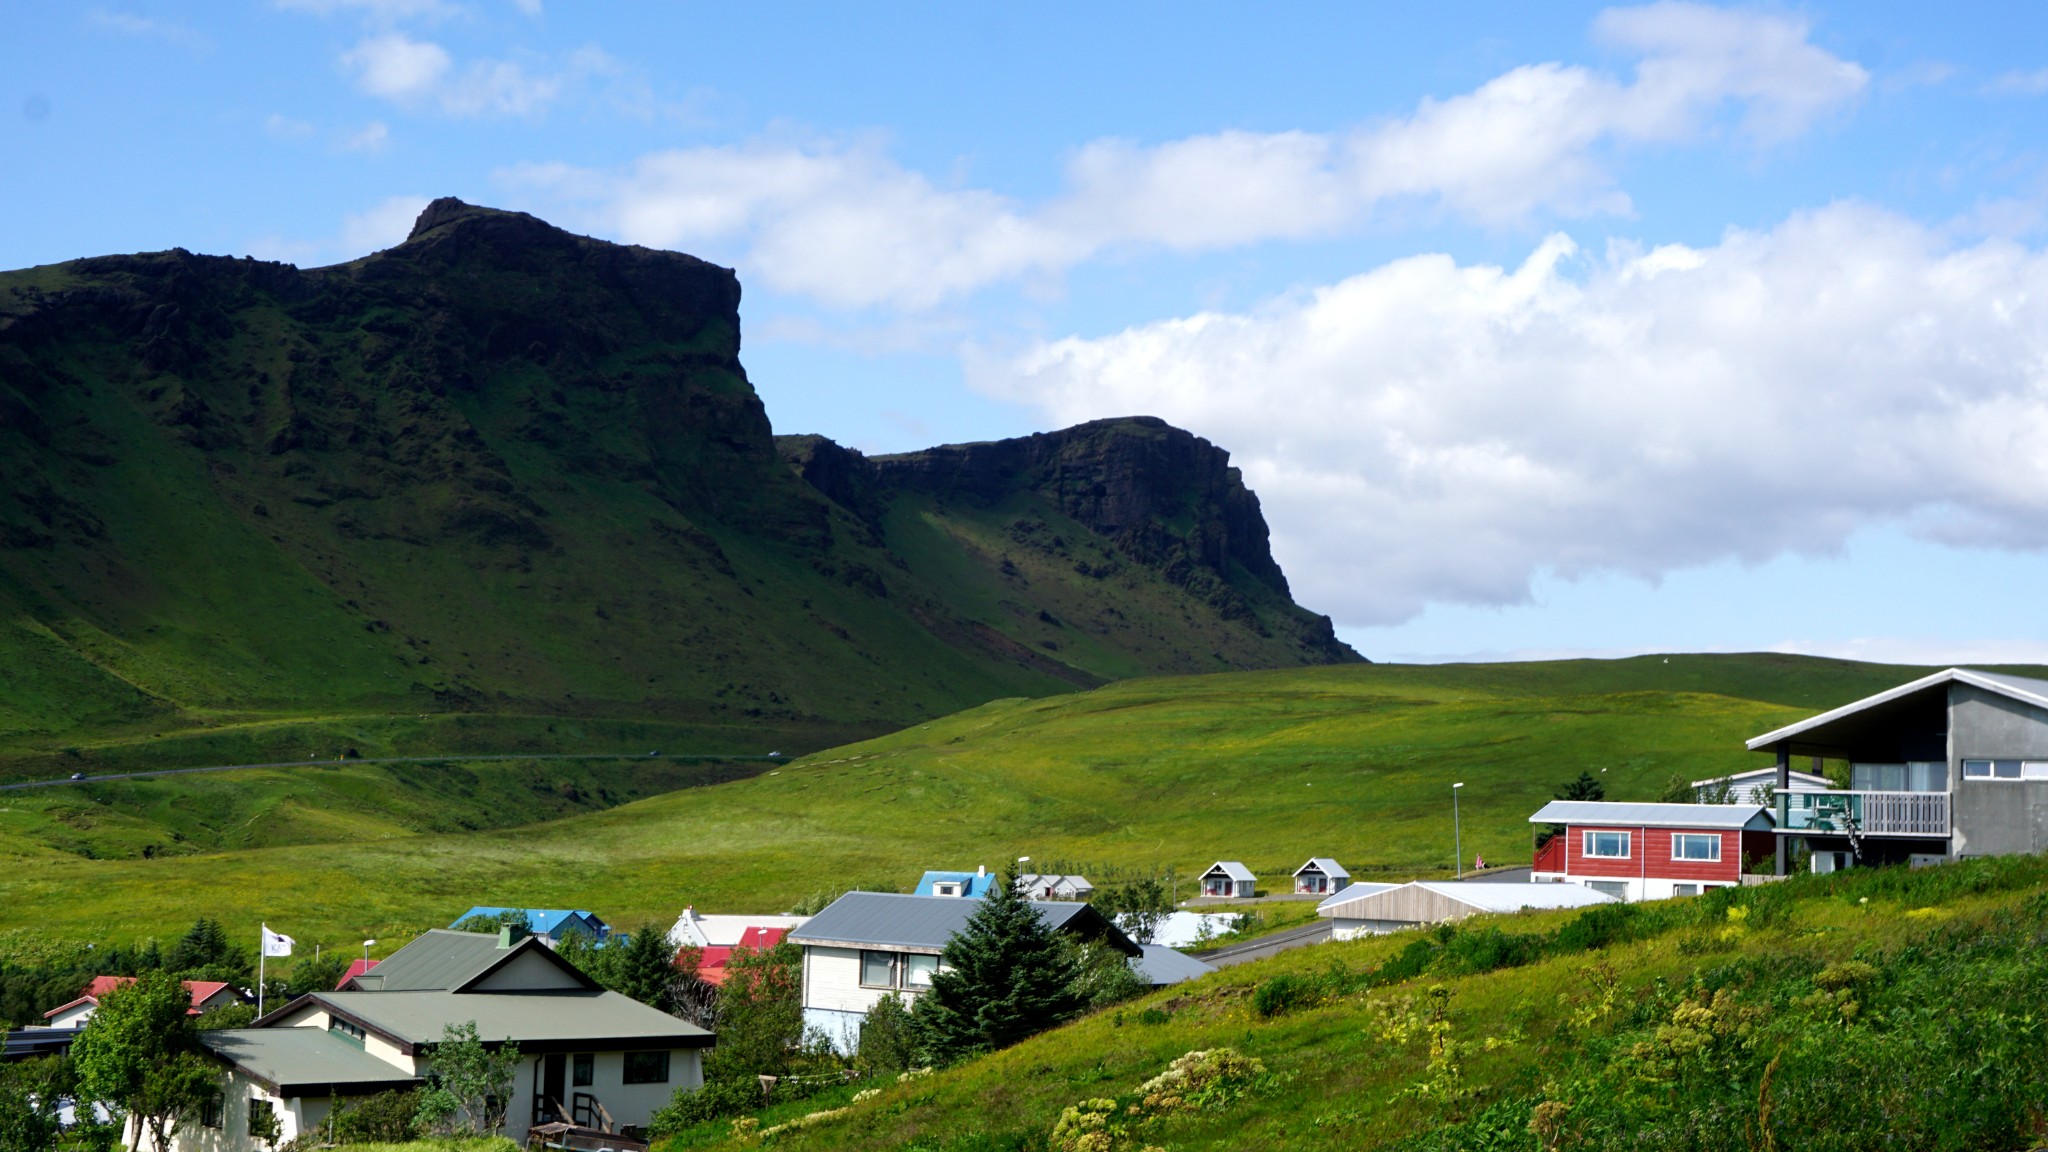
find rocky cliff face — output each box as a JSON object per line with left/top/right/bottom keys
{"left": 0, "top": 199, "right": 1356, "bottom": 760}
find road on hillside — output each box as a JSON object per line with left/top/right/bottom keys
{"left": 1190, "top": 920, "right": 1333, "bottom": 968}
{"left": 0, "top": 751, "right": 781, "bottom": 792}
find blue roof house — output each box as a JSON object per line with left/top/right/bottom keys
{"left": 450, "top": 907, "right": 609, "bottom": 948}
{"left": 913, "top": 868, "right": 998, "bottom": 898}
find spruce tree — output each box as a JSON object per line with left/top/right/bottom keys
{"left": 912, "top": 866, "right": 1083, "bottom": 1063}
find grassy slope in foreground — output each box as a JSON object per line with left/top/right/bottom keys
{"left": 2, "top": 652, "right": 2016, "bottom": 948}
{"left": 724, "top": 853, "right": 2048, "bottom": 1152}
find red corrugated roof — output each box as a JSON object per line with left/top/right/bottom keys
{"left": 46, "top": 977, "right": 235, "bottom": 1019}
{"left": 337, "top": 958, "right": 381, "bottom": 989}
{"left": 738, "top": 926, "right": 788, "bottom": 949}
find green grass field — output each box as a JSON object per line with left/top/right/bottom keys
{"left": 0, "top": 652, "right": 2008, "bottom": 954}
{"left": 713, "top": 852, "right": 2048, "bottom": 1152}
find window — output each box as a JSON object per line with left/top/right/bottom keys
{"left": 1671, "top": 833, "right": 1721, "bottom": 862}
{"left": 2025, "top": 762, "right": 2048, "bottom": 781}
{"left": 572, "top": 1053, "right": 593, "bottom": 1087}
{"left": 329, "top": 1016, "right": 366, "bottom": 1045}
{"left": 623, "top": 1051, "right": 670, "bottom": 1084}
{"left": 248, "top": 1098, "right": 275, "bottom": 1137}
{"left": 904, "top": 953, "right": 939, "bottom": 989}
{"left": 1964, "top": 759, "right": 2023, "bottom": 780}
{"left": 934, "top": 882, "right": 960, "bottom": 897}
{"left": 1585, "top": 881, "right": 1629, "bottom": 900}
{"left": 200, "top": 1094, "right": 223, "bottom": 1129}
{"left": 860, "top": 950, "right": 897, "bottom": 988}
{"left": 1673, "top": 884, "right": 1699, "bottom": 897}
{"left": 1583, "top": 830, "right": 1630, "bottom": 858}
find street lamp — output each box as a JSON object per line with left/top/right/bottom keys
{"left": 362, "top": 939, "right": 375, "bottom": 973}
{"left": 1453, "top": 783, "right": 1466, "bottom": 879}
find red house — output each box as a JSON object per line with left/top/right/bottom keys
{"left": 1528, "top": 800, "right": 1775, "bottom": 901}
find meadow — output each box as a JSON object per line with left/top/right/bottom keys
{"left": 714, "top": 850, "right": 2048, "bottom": 1152}
{"left": 0, "top": 652, "right": 1999, "bottom": 953}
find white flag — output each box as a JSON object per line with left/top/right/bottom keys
{"left": 261, "top": 925, "right": 294, "bottom": 958}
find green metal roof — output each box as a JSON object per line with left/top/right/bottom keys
{"left": 198, "top": 1028, "right": 420, "bottom": 1096}
{"left": 315, "top": 989, "right": 714, "bottom": 1051}
{"left": 347, "top": 928, "right": 594, "bottom": 992}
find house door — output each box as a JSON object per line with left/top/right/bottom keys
{"left": 541, "top": 1053, "right": 567, "bottom": 1120}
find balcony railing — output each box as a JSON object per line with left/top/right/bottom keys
{"left": 1778, "top": 790, "right": 1949, "bottom": 838}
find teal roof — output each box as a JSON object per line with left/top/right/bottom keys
{"left": 199, "top": 1028, "right": 419, "bottom": 1096}
{"left": 913, "top": 871, "right": 997, "bottom": 897}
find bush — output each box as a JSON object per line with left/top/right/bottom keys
{"left": 1252, "top": 973, "right": 1320, "bottom": 1017}
{"left": 328, "top": 1089, "right": 423, "bottom": 1142}
{"left": 194, "top": 1001, "right": 258, "bottom": 1030}
{"left": 645, "top": 1077, "right": 763, "bottom": 1137}
{"left": 857, "top": 993, "right": 917, "bottom": 1075}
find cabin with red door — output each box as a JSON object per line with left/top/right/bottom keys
{"left": 1528, "top": 800, "right": 1775, "bottom": 902}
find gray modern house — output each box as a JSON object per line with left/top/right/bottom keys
{"left": 1746, "top": 668, "right": 2048, "bottom": 872}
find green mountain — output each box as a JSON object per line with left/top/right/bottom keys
{"left": 0, "top": 198, "right": 1354, "bottom": 779}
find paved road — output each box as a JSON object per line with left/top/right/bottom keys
{"left": 1190, "top": 920, "right": 1333, "bottom": 968}
{"left": 0, "top": 751, "right": 780, "bottom": 792}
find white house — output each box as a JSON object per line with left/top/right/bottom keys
{"left": 667, "top": 906, "right": 809, "bottom": 949}
{"left": 39, "top": 976, "right": 240, "bottom": 1029}
{"left": 1198, "top": 861, "right": 1256, "bottom": 898}
{"left": 1016, "top": 873, "right": 1095, "bottom": 900}
{"left": 1290, "top": 858, "right": 1350, "bottom": 895}
{"left": 149, "top": 927, "right": 710, "bottom": 1151}
{"left": 1691, "top": 766, "right": 1831, "bottom": 804}
{"left": 787, "top": 892, "right": 1138, "bottom": 1053}
{"left": 1316, "top": 881, "right": 1614, "bottom": 940}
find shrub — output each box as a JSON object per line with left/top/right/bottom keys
{"left": 1251, "top": 973, "right": 1319, "bottom": 1017}
{"left": 326, "top": 1088, "right": 423, "bottom": 1142}
{"left": 857, "top": 993, "right": 917, "bottom": 1075}
{"left": 645, "top": 1077, "right": 762, "bottom": 1137}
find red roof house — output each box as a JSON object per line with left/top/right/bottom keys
{"left": 41, "top": 976, "right": 240, "bottom": 1028}
{"left": 683, "top": 927, "right": 788, "bottom": 987}
{"left": 337, "top": 958, "right": 381, "bottom": 989}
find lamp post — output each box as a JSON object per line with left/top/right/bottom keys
{"left": 1453, "top": 782, "right": 1466, "bottom": 879}
{"left": 362, "top": 939, "right": 375, "bottom": 974}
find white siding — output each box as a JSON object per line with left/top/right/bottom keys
{"left": 801, "top": 946, "right": 936, "bottom": 1016}
{"left": 43, "top": 1002, "right": 94, "bottom": 1029}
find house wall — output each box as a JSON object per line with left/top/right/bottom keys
{"left": 470, "top": 949, "right": 589, "bottom": 991}
{"left": 1563, "top": 825, "right": 1742, "bottom": 884}
{"left": 162, "top": 1071, "right": 303, "bottom": 1152}
{"left": 521, "top": 1048, "right": 703, "bottom": 1136}
{"left": 1950, "top": 684, "right": 2048, "bottom": 857}
{"left": 800, "top": 945, "right": 936, "bottom": 1015}
{"left": 1330, "top": 917, "right": 1419, "bottom": 940}
{"left": 44, "top": 1002, "right": 93, "bottom": 1028}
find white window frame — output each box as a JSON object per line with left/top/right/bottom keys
{"left": 859, "top": 950, "right": 898, "bottom": 989}
{"left": 1672, "top": 883, "right": 1699, "bottom": 897}
{"left": 1964, "top": 759, "right": 2024, "bottom": 781}
{"left": 1671, "top": 833, "right": 1721, "bottom": 862}
{"left": 1583, "top": 830, "right": 1631, "bottom": 859}
{"left": 2024, "top": 762, "right": 2048, "bottom": 781}
{"left": 903, "top": 953, "right": 939, "bottom": 989}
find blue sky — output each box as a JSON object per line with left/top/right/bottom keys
{"left": 8, "top": 1, "right": 2048, "bottom": 664}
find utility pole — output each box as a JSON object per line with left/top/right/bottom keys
{"left": 1453, "top": 782, "right": 1466, "bottom": 879}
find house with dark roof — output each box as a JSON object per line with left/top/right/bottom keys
{"left": 39, "top": 976, "right": 239, "bottom": 1029}
{"left": 1528, "top": 801, "right": 1776, "bottom": 901}
{"left": 788, "top": 892, "right": 1140, "bottom": 1052}
{"left": 163, "top": 927, "right": 709, "bottom": 1151}
{"left": 1745, "top": 667, "right": 2048, "bottom": 871}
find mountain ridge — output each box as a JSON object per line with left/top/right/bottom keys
{"left": 0, "top": 198, "right": 1356, "bottom": 774}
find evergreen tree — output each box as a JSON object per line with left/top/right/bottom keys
{"left": 610, "top": 925, "right": 683, "bottom": 1014}
{"left": 912, "top": 866, "right": 1083, "bottom": 1064}
{"left": 1556, "top": 771, "right": 1606, "bottom": 802}
{"left": 166, "top": 919, "right": 230, "bottom": 972}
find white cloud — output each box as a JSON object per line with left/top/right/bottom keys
{"left": 250, "top": 194, "right": 429, "bottom": 265}
{"left": 265, "top": 112, "right": 315, "bottom": 138}
{"left": 341, "top": 194, "right": 431, "bottom": 253}
{"left": 970, "top": 203, "right": 2048, "bottom": 627}
{"left": 88, "top": 9, "right": 209, "bottom": 48}
{"left": 274, "top": 0, "right": 463, "bottom": 25}
{"left": 509, "top": 3, "right": 1866, "bottom": 308}
{"left": 340, "top": 34, "right": 615, "bottom": 118}
{"left": 337, "top": 120, "right": 391, "bottom": 152}
{"left": 1986, "top": 68, "right": 2048, "bottom": 96}
{"left": 342, "top": 33, "right": 451, "bottom": 101}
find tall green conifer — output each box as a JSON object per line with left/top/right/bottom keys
{"left": 913, "top": 866, "right": 1083, "bottom": 1063}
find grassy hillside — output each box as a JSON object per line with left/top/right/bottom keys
{"left": 707, "top": 852, "right": 2048, "bottom": 1152}
{"left": 0, "top": 653, "right": 2007, "bottom": 951}
{"left": 0, "top": 201, "right": 1350, "bottom": 783}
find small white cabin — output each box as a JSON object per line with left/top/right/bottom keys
{"left": 1291, "top": 858, "right": 1350, "bottom": 895}
{"left": 1199, "top": 861, "right": 1256, "bottom": 899}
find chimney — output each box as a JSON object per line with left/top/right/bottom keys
{"left": 977, "top": 864, "right": 986, "bottom": 877}
{"left": 497, "top": 926, "right": 513, "bottom": 949}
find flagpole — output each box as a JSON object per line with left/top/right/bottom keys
{"left": 258, "top": 924, "right": 266, "bottom": 1017}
